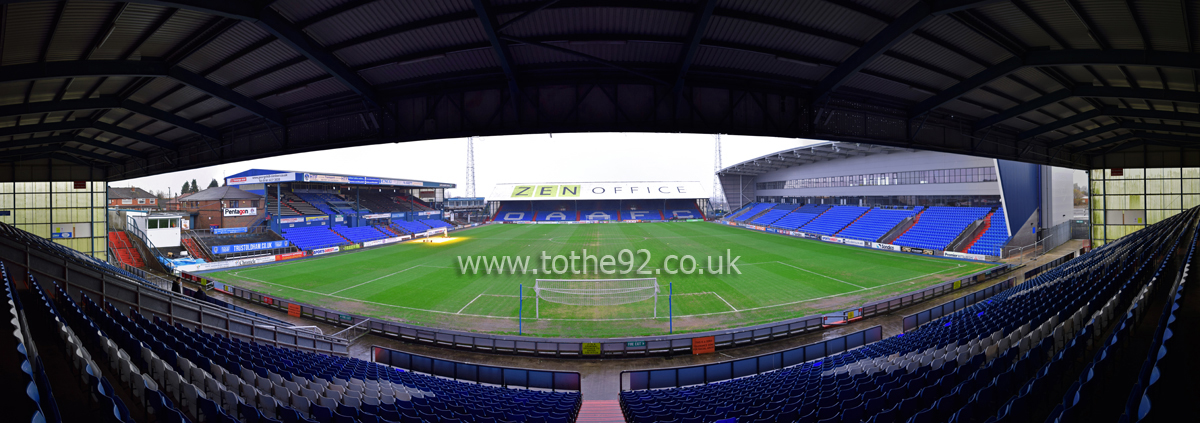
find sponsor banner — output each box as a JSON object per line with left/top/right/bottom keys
{"left": 747, "top": 225, "right": 765, "bottom": 231}
{"left": 343, "top": 244, "right": 360, "bottom": 251}
{"left": 844, "top": 239, "right": 867, "bottom": 247}
{"left": 305, "top": 216, "right": 329, "bottom": 222}
{"left": 766, "top": 228, "right": 779, "bottom": 233}
{"left": 685, "top": 219, "right": 704, "bottom": 222}
{"left": 362, "top": 239, "right": 387, "bottom": 248}
{"left": 212, "top": 227, "right": 248, "bottom": 235}
{"left": 288, "top": 303, "right": 302, "bottom": 317}
{"left": 417, "top": 211, "right": 439, "bottom": 217}
{"left": 692, "top": 336, "right": 716, "bottom": 355}
{"left": 821, "top": 235, "right": 841, "bottom": 243}
{"left": 234, "top": 255, "right": 278, "bottom": 267}
{"left": 394, "top": 235, "right": 412, "bottom": 242}
{"left": 275, "top": 252, "right": 305, "bottom": 261}
{"left": 800, "top": 233, "right": 819, "bottom": 239}
{"left": 491, "top": 181, "right": 706, "bottom": 201}
{"left": 390, "top": 212, "right": 407, "bottom": 219}
{"left": 278, "top": 217, "right": 304, "bottom": 224}
{"left": 227, "top": 172, "right": 296, "bottom": 185}
{"left": 901, "top": 246, "right": 937, "bottom": 256}
{"left": 302, "top": 173, "right": 438, "bottom": 187}
{"left": 312, "top": 246, "right": 340, "bottom": 255}
{"left": 945, "top": 251, "right": 988, "bottom": 261}
{"left": 363, "top": 213, "right": 391, "bottom": 219}
{"left": 871, "top": 242, "right": 902, "bottom": 251}
{"left": 334, "top": 215, "right": 344, "bottom": 223}
{"left": 212, "top": 240, "right": 289, "bottom": 255}
{"left": 223, "top": 207, "right": 257, "bottom": 217}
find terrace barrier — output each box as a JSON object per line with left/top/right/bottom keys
{"left": 372, "top": 346, "right": 581, "bottom": 391}
{"left": 620, "top": 326, "right": 884, "bottom": 390}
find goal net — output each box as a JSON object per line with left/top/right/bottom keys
{"left": 534, "top": 278, "right": 659, "bottom": 307}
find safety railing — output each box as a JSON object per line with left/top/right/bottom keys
{"left": 901, "top": 277, "right": 1016, "bottom": 332}
{"left": 372, "top": 346, "right": 581, "bottom": 391}
{"left": 620, "top": 326, "right": 884, "bottom": 390}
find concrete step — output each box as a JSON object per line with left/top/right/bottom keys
{"left": 577, "top": 400, "right": 626, "bottom": 423}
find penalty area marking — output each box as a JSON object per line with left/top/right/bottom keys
{"left": 771, "top": 261, "right": 868, "bottom": 290}
{"left": 328, "top": 265, "right": 426, "bottom": 295}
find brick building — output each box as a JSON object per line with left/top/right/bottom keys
{"left": 178, "top": 186, "right": 265, "bottom": 230}
{"left": 108, "top": 186, "right": 159, "bottom": 210}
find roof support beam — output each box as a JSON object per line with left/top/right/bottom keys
{"left": 1024, "top": 107, "right": 1200, "bottom": 140}
{"left": 811, "top": 0, "right": 1001, "bottom": 104}
{"left": 672, "top": 0, "right": 717, "bottom": 95}
{"left": 0, "top": 60, "right": 283, "bottom": 125}
{"left": 472, "top": 0, "right": 522, "bottom": 110}
{"left": 911, "top": 50, "right": 1200, "bottom": 119}
{"left": 975, "top": 86, "right": 1200, "bottom": 131}
{"left": 254, "top": 8, "right": 380, "bottom": 106}
{"left": 70, "top": 136, "right": 148, "bottom": 158}
{"left": 0, "top": 120, "right": 174, "bottom": 150}
{"left": 1046, "top": 123, "right": 1121, "bottom": 148}
{"left": 1073, "top": 132, "right": 1138, "bottom": 152}
{"left": 0, "top": 98, "right": 219, "bottom": 139}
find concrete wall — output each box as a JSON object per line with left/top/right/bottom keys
{"left": 752, "top": 150, "right": 1000, "bottom": 198}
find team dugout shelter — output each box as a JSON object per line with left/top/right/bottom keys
{"left": 488, "top": 181, "right": 710, "bottom": 222}
{"left": 223, "top": 169, "right": 455, "bottom": 232}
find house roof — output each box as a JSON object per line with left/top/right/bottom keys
{"left": 108, "top": 186, "right": 157, "bottom": 199}
{"left": 182, "top": 186, "right": 263, "bottom": 202}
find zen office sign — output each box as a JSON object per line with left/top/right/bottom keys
{"left": 492, "top": 181, "right": 705, "bottom": 200}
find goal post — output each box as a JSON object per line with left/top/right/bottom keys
{"left": 534, "top": 278, "right": 660, "bottom": 317}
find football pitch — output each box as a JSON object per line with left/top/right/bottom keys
{"left": 204, "top": 222, "right": 997, "bottom": 338}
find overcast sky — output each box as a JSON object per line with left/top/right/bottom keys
{"left": 113, "top": 133, "right": 818, "bottom": 199}
{"left": 113, "top": 132, "right": 1086, "bottom": 198}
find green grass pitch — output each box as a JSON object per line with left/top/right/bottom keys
{"left": 204, "top": 222, "right": 996, "bottom": 338}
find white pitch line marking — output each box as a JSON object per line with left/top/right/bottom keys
{"left": 710, "top": 292, "right": 738, "bottom": 312}
{"left": 329, "top": 265, "right": 423, "bottom": 295}
{"left": 458, "top": 293, "right": 484, "bottom": 315}
{"left": 772, "top": 261, "right": 869, "bottom": 290}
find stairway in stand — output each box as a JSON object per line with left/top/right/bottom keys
{"left": 578, "top": 400, "right": 626, "bottom": 423}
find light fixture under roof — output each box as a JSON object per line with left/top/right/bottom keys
{"left": 568, "top": 40, "right": 627, "bottom": 46}
{"left": 775, "top": 56, "right": 819, "bottom": 67}
{"left": 909, "top": 86, "right": 935, "bottom": 95}
{"left": 397, "top": 54, "right": 447, "bottom": 66}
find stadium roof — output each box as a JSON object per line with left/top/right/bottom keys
{"left": 0, "top": 0, "right": 1196, "bottom": 182}
{"left": 225, "top": 168, "right": 454, "bottom": 188}
{"left": 719, "top": 142, "right": 916, "bottom": 176}
{"left": 181, "top": 185, "right": 262, "bottom": 202}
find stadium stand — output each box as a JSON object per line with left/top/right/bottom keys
{"left": 732, "top": 203, "right": 774, "bottom": 222}
{"left": 726, "top": 203, "right": 758, "bottom": 220}
{"left": 837, "top": 207, "right": 923, "bottom": 242}
{"left": 281, "top": 227, "right": 350, "bottom": 251}
{"left": 181, "top": 238, "right": 210, "bottom": 262}
{"left": 333, "top": 225, "right": 389, "bottom": 244}
{"left": 391, "top": 219, "right": 432, "bottom": 234}
{"left": 967, "top": 208, "right": 1009, "bottom": 257}
{"left": 620, "top": 210, "right": 663, "bottom": 221}
{"left": 800, "top": 206, "right": 870, "bottom": 236}
{"left": 622, "top": 208, "right": 1193, "bottom": 423}
{"left": 108, "top": 231, "right": 145, "bottom": 268}
{"left": 9, "top": 262, "right": 582, "bottom": 423}
{"left": 267, "top": 193, "right": 302, "bottom": 216}
{"left": 579, "top": 210, "right": 620, "bottom": 221}
{"left": 664, "top": 200, "right": 704, "bottom": 220}
{"left": 280, "top": 193, "right": 324, "bottom": 216}
{"left": 893, "top": 206, "right": 992, "bottom": 251}
{"left": 750, "top": 207, "right": 793, "bottom": 226}
{"left": 420, "top": 220, "right": 453, "bottom": 229}
{"left": 537, "top": 211, "right": 578, "bottom": 222}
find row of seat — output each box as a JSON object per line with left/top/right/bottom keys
{"left": 2, "top": 266, "right": 59, "bottom": 423}
{"left": 625, "top": 207, "right": 1193, "bottom": 423}
{"left": 837, "top": 208, "right": 922, "bottom": 243}
{"left": 281, "top": 227, "right": 351, "bottom": 251}
{"left": 967, "top": 209, "right": 1009, "bottom": 257}
{"left": 893, "top": 207, "right": 992, "bottom": 251}
{"left": 333, "top": 226, "right": 390, "bottom": 244}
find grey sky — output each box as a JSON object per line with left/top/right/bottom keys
{"left": 113, "top": 133, "right": 819, "bottom": 198}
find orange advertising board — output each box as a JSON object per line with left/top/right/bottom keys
{"left": 288, "top": 303, "right": 301, "bottom": 317}
{"left": 692, "top": 336, "right": 716, "bottom": 355}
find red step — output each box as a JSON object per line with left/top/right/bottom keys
{"left": 894, "top": 208, "right": 926, "bottom": 240}
{"left": 578, "top": 400, "right": 626, "bottom": 423}
{"left": 961, "top": 212, "right": 993, "bottom": 253}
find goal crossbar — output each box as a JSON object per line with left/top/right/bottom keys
{"left": 533, "top": 278, "right": 659, "bottom": 308}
